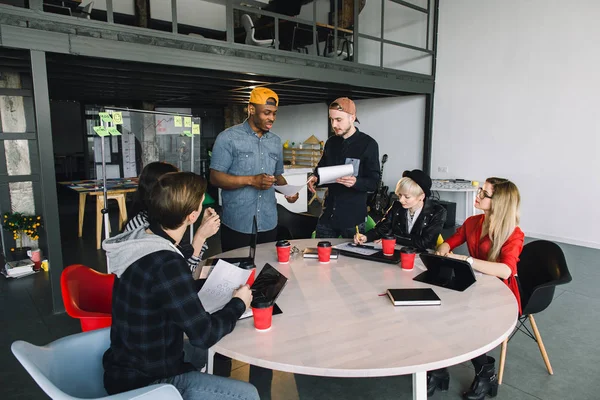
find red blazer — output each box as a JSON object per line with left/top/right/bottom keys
{"left": 445, "top": 214, "right": 524, "bottom": 314}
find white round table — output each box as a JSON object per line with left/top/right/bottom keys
{"left": 207, "top": 239, "right": 518, "bottom": 400}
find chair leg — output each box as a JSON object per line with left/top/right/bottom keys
{"left": 117, "top": 195, "right": 127, "bottom": 232}
{"left": 529, "top": 315, "right": 554, "bottom": 375}
{"left": 498, "top": 338, "right": 508, "bottom": 384}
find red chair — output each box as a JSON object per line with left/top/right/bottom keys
{"left": 61, "top": 264, "right": 114, "bottom": 332}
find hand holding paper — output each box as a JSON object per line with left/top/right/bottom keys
{"left": 198, "top": 260, "right": 252, "bottom": 313}
{"left": 317, "top": 164, "right": 354, "bottom": 185}
{"left": 274, "top": 184, "right": 304, "bottom": 197}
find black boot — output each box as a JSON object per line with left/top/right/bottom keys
{"left": 427, "top": 368, "right": 450, "bottom": 397}
{"left": 463, "top": 356, "right": 499, "bottom": 400}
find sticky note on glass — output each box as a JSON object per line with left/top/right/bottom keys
{"left": 93, "top": 126, "right": 109, "bottom": 137}
{"left": 192, "top": 123, "right": 200, "bottom": 135}
{"left": 182, "top": 130, "right": 192, "bottom": 137}
{"left": 99, "top": 112, "right": 113, "bottom": 123}
{"left": 112, "top": 112, "right": 123, "bottom": 125}
{"left": 174, "top": 116, "right": 183, "bottom": 127}
{"left": 108, "top": 127, "right": 121, "bottom": 136}
{"left": 184, "top": 117, "right": 192, "bottom": 127}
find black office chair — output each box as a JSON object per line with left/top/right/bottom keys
{"left": 497, "top": 240, "right": 572, "bottom": 384}
{"left": 276, "top": 204, "right": 318, "bottom": 241}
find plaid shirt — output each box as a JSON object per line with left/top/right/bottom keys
{"left": 103, "top": 246, "right": 246, "bottom": 394}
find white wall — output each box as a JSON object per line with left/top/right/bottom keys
{"left": 272, "top": 102, "right": 329, "bottom": 145}
{"left": 150, "top": 0, "right": 226, "bottom": 31}
{"left": 433, "top": 0, "right": 600, "bottom": 249}
{"left": 274, "top": 97, "right": 426, "bottom": 190}
{"left": 90, "top": 1, "right": 225, "bottom": 30}
{"left": 355, "top": 96, "right": 425, "bottom": 190}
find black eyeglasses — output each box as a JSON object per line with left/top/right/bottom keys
{"left": 477, "top": 187, "right": 493, "bottom": 200}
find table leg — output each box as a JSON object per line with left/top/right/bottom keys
{"left": 413, "top": 371, "right": 427, "bottom": 400}
{"left": 78, "top": 193, "right": 87, "bottom": 237}
{"left": 96, "top": 195, "right": 103, "bottom": 249}
{"left": 207, "top": 348, "right": 215, "bottom": 374}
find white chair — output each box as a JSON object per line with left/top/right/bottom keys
{"left": 74, "top": 1, "right": 94, "bottom": 19}
{"left": 241, "top": 14, "right": 276, "bottom": 48}
{"left": 325, "top": 37, "right": 353, "bottom": 60}
{"left": 11, "top": 328, "right": 182, "bottom": 400}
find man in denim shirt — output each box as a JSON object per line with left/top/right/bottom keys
{"left": 210, "top": 87, "right": 298, "bottom": 252}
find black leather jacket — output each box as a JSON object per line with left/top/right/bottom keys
{"left": 365, "top": 199, "right": 447, "bottom": 251}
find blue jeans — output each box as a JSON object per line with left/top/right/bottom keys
{"left": 316, "top": 221, "right": 365, "bottom": 239}
{"left": 152, "top": 371, "right": 259, "bottom": 400}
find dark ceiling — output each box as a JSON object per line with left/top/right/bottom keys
{"left": 0, "top": 48, "right": 408, "bottom": 107}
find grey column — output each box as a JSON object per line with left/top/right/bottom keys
{"left": 30, "top": 50, "right": 65, "bottom": 314}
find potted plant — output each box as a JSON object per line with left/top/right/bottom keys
{"left": 2, "top": 212, "right": 42, "bottom": 260}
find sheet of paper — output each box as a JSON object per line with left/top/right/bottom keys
{"left": 198, "top": 259, "right": 252, "bottom": 314}
{"left": 274, "top": 184, "right": 304, "bottom": 196}
{"left": 333, "top": 242, "right": 380, "bottom": 256}
{"left": 317, "top": 164, "right": 354, "bottom": 185}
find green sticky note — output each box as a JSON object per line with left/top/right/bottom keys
{"left": 192, "top": 123, "right": 200, "bottom": 135}
{"left": 174, "top": 116, "right": 183, "bottom": 127}
{"left": 184, "top": 117, "right": 192, "bottom": 128}
{"left": 99, "top": 112, "right": 113, "bottom": 123}
{"left": 93, "top": 126, "right": 109, "bottom": 137}
{"left": 112, "top": 112, "right": 123, "bottom": 125}
{"left": 182, "top": 130, "right": 192, "bottom": 137}
{"left": 108, "top": 127, "right": 121, "bottom": 136}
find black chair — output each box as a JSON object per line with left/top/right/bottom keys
{"left": 276, "top": 204, "right": 318, "bottom": 241}
{"left": 498, "top": 240, "right": 572, "bottom": 384}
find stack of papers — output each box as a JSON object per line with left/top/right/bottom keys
{"left": 4, "top": 259, "right": 35, "bottom": 278}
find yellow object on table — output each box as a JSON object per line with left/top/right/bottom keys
{"left": 41, "top": 259, "right": 49, "bottom": 271}
{"left": 472, "top": 181, "right": 479, "bottom": 186}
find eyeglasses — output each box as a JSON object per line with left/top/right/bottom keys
{"left": 477, "top": 187, "right": 493, "bottom": 200}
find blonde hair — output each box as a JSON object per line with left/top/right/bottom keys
{"left": 395, "top": 177, "right": 424, "bottom": 198}
{"left": 486, "top": 177, "right": 521, "bottom": 262}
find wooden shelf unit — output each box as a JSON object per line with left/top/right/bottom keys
{"left": 283, "top": 148, "right": 323, "bottom": 168}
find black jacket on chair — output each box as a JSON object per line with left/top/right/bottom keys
{"left": 365, "top": 199, "right": 446, "bottom": 251}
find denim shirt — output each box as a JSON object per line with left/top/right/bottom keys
{"left": 210, "top": 120, "right": 284, "bottom": 234}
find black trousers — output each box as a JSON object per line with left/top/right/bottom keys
{"left": 220, "top": 223, "right": 278, "bottom": 253}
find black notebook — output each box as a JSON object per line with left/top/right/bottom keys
{"left": 386, "top": 288, "right": 441, "bottom": 306}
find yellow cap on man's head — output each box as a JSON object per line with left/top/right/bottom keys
{"left": 249, "top": 87, "right": 279, "bottom": 106}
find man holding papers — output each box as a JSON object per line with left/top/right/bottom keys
{"left": 308, "top": 97, "right": 380, "bottom": 238}
{"left": 211, "top": 87, "right": 298, "bottom": 252}
{"left": 102, "top": 172, "right": 258, "bottom": 400}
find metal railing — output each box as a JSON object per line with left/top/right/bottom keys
{"left": 21, "top": 0, "right": 437, "bottom": 75}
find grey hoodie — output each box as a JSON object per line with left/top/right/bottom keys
{"left": 102, "top": 225, "right": 183, "bottom": 278}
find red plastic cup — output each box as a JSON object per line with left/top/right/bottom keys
{"left": 400, "top": 247, "right": 417, "bottom": 270}
{"left": 276, "top": 240, "right": 291, "bottom": 264}
{"left": 246, "top": 268, "right": 256, "bottom": 286}
{"left": 317, "top": 241, "right": 332, "bottom": 263}
{"left": 251, "top": 298, "right": 274, "bottom": 331}
{"left": 381, "top": 236, "right": 396, "bottom": 256}
{"left": 28, "top": 248, "right": 42, "bottom": 272}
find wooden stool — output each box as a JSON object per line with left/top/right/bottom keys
{"left": 96, "top": 193, "right": 128, "bottom": 249}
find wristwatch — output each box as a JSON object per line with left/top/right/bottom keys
{"left": 465, "top": 256, "right": 474, "bottom": 266}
